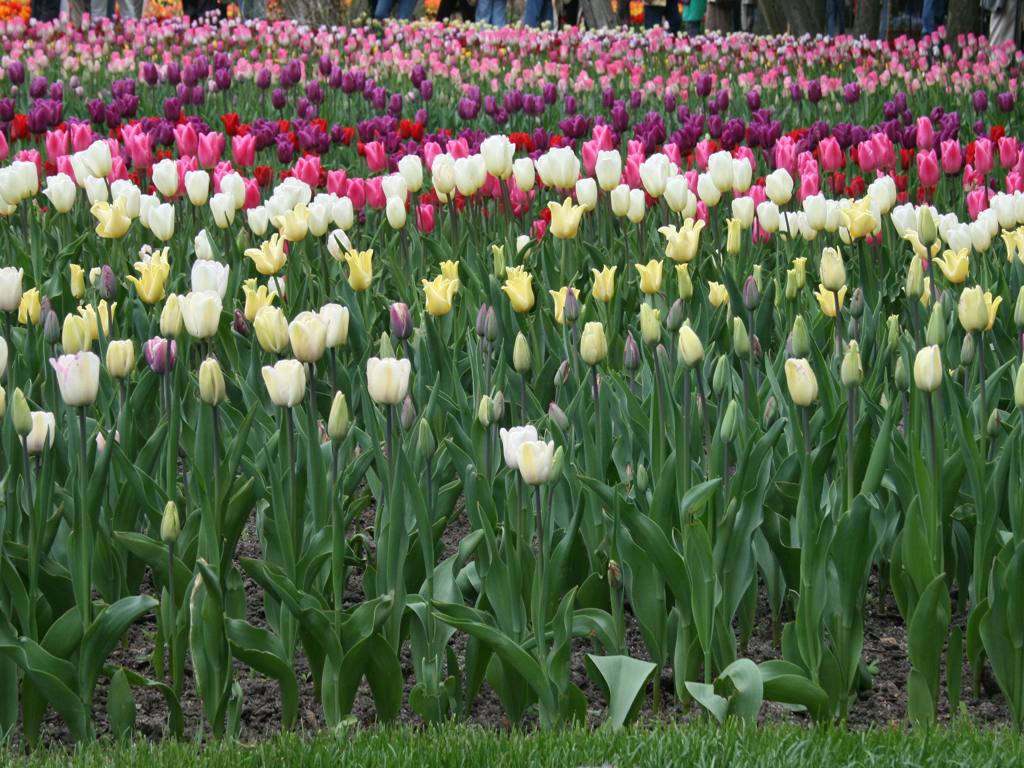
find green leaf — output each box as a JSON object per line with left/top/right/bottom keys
{"left": 225, "top": 619, "right": 299, "bottom": 730}
{"left": 584, "top": 654, "right": 656, "bottom": 729}
{"left": 106, "top": 669, "right": 136, "bottom": 741}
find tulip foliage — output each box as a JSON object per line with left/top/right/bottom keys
{"left": 4, "top": 14, "right": 1024, "bottom": 745}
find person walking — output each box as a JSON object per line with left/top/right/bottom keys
{"left": 683, "top": 0, "right": 705, "bottom": 35}
{"left": 984, "top": 0, "right": 1023, "bottom": 48}
{"left": 644, "top": 0, "right": 681, "bottom": 32}
{"left": 704, "top": 0, "right": 734, "bottom": 32}
{"left": 476, "top": 0, "right": 506, "bottom": 25}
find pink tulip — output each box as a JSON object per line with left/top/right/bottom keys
{"left": 364, "top": 140, "right": 387, "bottom": 172}
{"left": 232, "top": 134, "right": 256, "bottom": 168}
{"left": 752, "top": 219, "right": 770, "bottom": 244}
{"left": 695, "top": 201, "right": 709, "bottom": 225}
{"left": 243, "top": 176, "right": 261, "bottom": 209}
{"left": 448, "top": 137, "right": 470, "bottom": 160}
{"left": 749, "top": 183, "right": 767, "bottom": 208}
{"left": 108, "top": 156, "right": 129, "bottom": 183}
{"left": 15, "top": 149, "right": 41, "bottom": 180}
{"left": 327, "top": 169, "right": 348, "bottom": 197}
{"left": 0, "top": 132, "right": 8, "bottom": 163}
{"left": 819, "top": 136, "right": 844, "bottom": 172}
{"left": 694, "top": 140, "right": 714, "bottom": 172}
{"left": 917, "top": 149, "right": 939, "bottom": 187}
{"left": 128, "top": 131, "right": 153, "bottom": 169}
{"left": 775, "top": 136, "right": 798, "bottom": 177}
{"left": 346, "top": 178, "right": 366, "bottom": 210}
{"left": 797, "top": 173, "right": 820, "bottom": 204}
{"left": 684, "top": 169, "right": 698, "bottom": 194}
{"left": 57, "top": 155, "right": 76, "bottom": 183}
{"left": 45, "top": 129, "right": 67, "bottom": 163}
{"left": 916, "top": 116, "right": 934, "bottom": 150}
{"left": 366, "top": 176, "right": 386, "bottom": 209}
{"left": 294, "top": 155, "right": 321, "bottom": 188}
{"left": 734, "top": 146, "right": 755, "bottom": 170}
{"left": 940, "top": 139, "right": 962, "bottom": 174}
{"left": 416, "top": 204, "right": 435, "bottom": 233}
{"left": 624, "top": 154, "right": 642, "bottom": 189}
{"left": 967, "top": 188, "right": 988, "bottom": 220}
{"left": 857, "top": 140, "right": 877, "bottom": 174}
{"left": 974, "top": 138, "right": 994, "bottom": 175}
{"left": 70, "top": 123, "right": 93, "bottom": 153}
{"left": 198, "top": 132, "right": 225, "bottom": 169}
{"left": 422, "top": 142, "right": 442, "bottom": 174}
{"left": 592, "top": 124, "right": 615, "bottom": 151}
{"left": 1007, "top": 172, "right": 1023, "bottom": 194}
{"left": 581, "top": 140, "right": 598, "bottom": 177}
{"left": 998, "top": 137, "right": 1019, "bottom": 169}
{"left": 173, "top": 122, "right": 198, "bottom": 158}
{"left": 532, "top": 218, "right": 547, "bottom": 239}
{"left": 663, "top": 143, "right": 682, "bottom": 170}
{"left": 871, "top": 133, "right": 895, "bottom": 170}
{"left": 626, "top": 140, "right": 644, "bottom": 157}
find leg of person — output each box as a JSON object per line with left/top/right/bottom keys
{"left": 686, "top": 18, "right": 701, "bottom": 35}
{"left": 643, "top": 4, "right": 661, "bottom": 28}
{"left": 664, "top": 0, "right": 681, "bottom": 32}
{"left": 705, "top": 2, "right": 731, "bottom": 31}
{"left": 374, "top": 0, "right": 396, "bottom": 19}
{"left": 436, "top": 0, "right": 457, "bottom": 18}
{"left": 741, "top": 0, "right": 754, "bottom": 30}
{"left": 617, "top": 0, "right": 630, "bottom": 22}
{"left": 396, "top": 0, "right": 417, "bottom": 18}
{"left": 878, "top": 0, "right": 889, "bottom": 39}
{"left": 523, "top": 0, "right": 544, "bottom": 25}
{"left": 921, "top": 0, "right": 937, "bottom": 33}
{"left": 990, "top": 4, "right": 1015, "bottom": 47}
{"left": 89, "top": 0, "right": 106, "bottom": 17}
{"left": 475, "top": 0, "right": 492, "bottom": 22}
{"left": 493, "top": 0, "right": 506, "bottom": 24}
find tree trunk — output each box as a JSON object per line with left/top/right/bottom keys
{"left": 581, "top": 0, "right": 617, "bottom": 28}
{"left": 757, "top": 0, "right": 825, "bottom": 35}
{"left": 853, "top": 0, "right": 882, "bottom": 38}
{"left": 946, "top": 0, "right": 983, "bottom": 45}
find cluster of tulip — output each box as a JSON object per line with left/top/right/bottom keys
{"left": 4, "top": 13, "right": 1024, "bottom": 745}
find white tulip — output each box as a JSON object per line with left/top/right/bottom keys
{"left": 84, "top": 175, "right": 108, "bottom": 206}
{"left": 366, "top": 357, "right": 411, "bottom": 405}
{"left": 191, "top": 260, "right": 230, "bottom": 299}
{"left": 499, "top": 425, "right": 538, "bottom": 470}
{"left": 194, "top": 228, "right": 214, "bottom": 260}
{"left": 43, "top": 173, "right": 77, "bottom": 213}
{"left": 185, "top": 170, "right": 210, "bottom": 206}
{"left": 152, "top": 158, "right": 179, "bottom": 198}
{"left": 210, "top": 193, "right": 236, "bottom": 229}
{"left": 398, "top": 154, "right": 423, "bottom": 192}
{"left": 575, "top": 178, "right": 598, "bottom": 212}
{"left": 595, "top": 150, "right": 622, "bottom": 192}
{"left": 149, "top": 202, "right": 175, "bottom": 242}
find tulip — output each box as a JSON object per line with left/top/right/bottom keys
{"left": 289, "top": 311, "right": 328, "bottom": 363}
{"left": 756, "top": 202, "right": 780, "bottom": 233}
{"left": 803, "top": 194, "right": 827, "bottom": 231}
{"left": 366, "top": 357, "right": 412, "bottom": 405}
{"left": 592, "top": 266, "right": 617, "bottom": 302}
{"left": 191, "top": 260, "right": 230, "bottom": 299}
{"left": 50, "top": 351, "right": 101, "bottom": 407}
{"left": 913, "top": 346, "right": 943, "bottom": 393}
{"left": 678, "top": 325, "right": 704, "bottom": 369}
{"left": 840, "top": 341, "right": 863, "bottom": 388}
{"left": 514, "top": 333, "right": 531, "bottom": 373}
{"left": 68, "top": 264, "right": 86, "bottom": 301}
{"left": 708, "top": 282, "right": 730, "bottom": 307}
{"left": 819, "top": 247, "right": 846, "bottom": 291}
{"left": 906, "top": 256, "right": 925, "bottom": 301}
{"left": 481, "top": 135, "right": 515, "bottom": 179}
{"left": 343, "top": 249, "right": 373, "bottom": 291}
{"left": 708, "top": 151, "right": 734, "bottom": 192}
{"left": 106, "top": 340, "right": 134, "bottom": 379}
{"left": 254, "top": 306, "right": 291, "bottom": 354}
{"left": 161, "top": 294, "right": 183, "bottom": 338}
{"left": 549, "top": 287, "right": 570, "bottom": 325}
{"left": 595, "top": 151, "right": 622, "bottom": 192}
{"left": 785, "top": 358, "right": 818, "bottom": 407}
{"left": 580, "top": 322, "right": 608, "bottom": 365}
{"left": 199, "top": 357, "right": 226, "bottom": 407}
{"left": 535, "top": 146, "right": 580, "bottom": 189}
{"left": 144, "top": 337, "right": 177, "bottom": 374}
{"left": 512, "top": 158, "right": 536, "bottom": 192}
{"left": 320, "top": 304, "right": 350, "bottom": 348}
{"left": 77, "top": 302, "right": 116, "bottom": 341}
{"left": 547, "top": 199, "right": 585, "bottom": 239}
{"left": 85, "top": 176, "right": 109, "bottom": 206}
{"left": 610, "top": 184, "right": 631, "bottom": 217}
{"left": 43, "top": 173, "right": 76, "bottom": 212}
{"left": 676, "top": 264, "right": 693, "bottom": 301}
{"left": 185, "top": 170, "right": 210, "bottom": 207}
{"left": 576, "top": 178, "right": 598, "bottom": 212}
{"left": 765, "top": 169, "right": 794, "bottom": 206}
{"left": 640, "top": 304, "right": 661, "bottom": 346}
{"left": 18, "top": 289, "right": 39, "bottom": 326}
{"left": 180, "top": 291, "right": 222, "bottom": 339}
{"left": 91, "top": 198, "right": 131, "bottom": 239}
{"left": 210, "top": 193, "right": 236, "bottom": 229}
{"left": 328, "top": 393, "right": 350, "bottom": 443}
{"left": 276, "top": 204, "right": 311, "bottom": 241}
{"left": 1016, "top": 364, "right": 1024, "bottom": 410}
{"left": 502, "top": 269, "right": 535, "bottom": 313}
{"left": 398, "top": 155, "right": 423, "bottom": 193}
{"left": 635, "top": 259, "right": 663, "bottom": 295}
{"left": 308, "top": 204, "right": 330, "bottom": 238}
{"left": 263, "top": 359, "right": 307, "bottom": 409}
{"left": 732, "top": 197, "right": 755, "bottom": 230}
{"left": 958, "top": 285, "right": 992, "bottom": 333}
{"left": 814, "top": 285, "right": 848, "bottom": 317}
{"left": 499, "top": 425, "right": 538, "bottom": 470}
{"left": 248, "top": 206, "right": 270, "bottom": 236}
{"left": 726, "top": 218, "right": 741, "bottom": 256}
{"left": 25, "top": 411, "right": 56, "bottom": 455}
{"left": 422, "top": 275, "right": 456, "bottom": 317}
{"left": 245, "top": 234, "right": 288, "bottom": 276}
{"left": 696, "top": 174, "right": 721, "bottom": 207}
{"left": 516, "top": 440, "right": 556, "bottom": 486}
{"left": 385, "top": 197, "right": 407, "bottom": 229}
{"left": 659, "top": 219, "right": 704, "bottom": 263}
{"left": 153, "top": 159, "right": 179, "bottom": 198}
{"left": 194, "top": 229, "right": 214, "bottom": 261}
{"left": 934, "top": 249, "right": 969, "bottom": 283}
{"left": 62, "top": 313, "right": 90, "bottom": 354}
{"left": 160, "top": 501, "right": 180, "bottom": 546}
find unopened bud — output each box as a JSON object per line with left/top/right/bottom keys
{"left": 906, "top": 256, "right": 924, "bottom": 301}
{"left": 961, "top": 332, "right": 976, "bottom": 367}
{"left": 475, "top": 304, "right": 489, "bottom": 338}
{"left": 849, "top": 287, "right": 865, "bottom": 319}
{"left": 895, "top": 356, "right": 910, "bottom": 391}
{"left": 232, "top": 308, "right": 248, "bottom": 337}
{"left": 926, "top": 302, "right": 946, "bottom": 346}
{"left": 160, "top": 501, "right": 180, "bottom": 545}
{"left": 732, "top": 317, "right": 750, "bottom": 356}
{"left": 792, "top": 315, "right": 811, "bottom": 358}
{"left": 712, "top": 354, "right": 730, "bottom": 396}
{"left": 841, "top": 341, "right": 863, "bottom": 388}
{"left": 551, "top": 445, "right": 565, "bottom": 481}
{"left": 378, "top": 332, "right": 395, "bottom": 359}
{"left": 514, "top": 333, "right": 531, "bottom": 373}
{"left": 548, "top": 401, "right": 568, "bottom": 431}
{"left": 390, "top": 302, "right": 413, "bottom": 340}
{"left": 607, "top": 560, "right": 623, "bottom": 590}
{"left": 418, "top": 418, "right": 436, "bottom": 461}
{"left": 1015, "top": 287, "right": 1024, "bottom": 329}
{"left": 43, "top": 306, "right": 61, "bottom": 345}
{"left": 328, "top": 392, "right": 350, "bottom": 442}
{"left": 492, "top": 390, "right": 504, "bottom": 421}
{"left": 887, "top": 314, "right": 900, "bottom": 351}
{"left": 763, "top": 395, "right": 778, "bottom": 428}
{"left": 484, "top": 306, "right": 499, "bottom": 343}
{"left": 623, "top": 332, "right": 641, "bottom": 371}
{"left": 554, "top": 359, "right": 570, "bottom": 387}
{"left": 666, "top": 299, "right": 684, "bottom": 332}
{"left": 721, "top": 400, "right": 739, "bottom": 443}
{"left": 986, "top": 408, "right": 1003, "bottom": 438}
{"left": 677, "top": 263, "right": 693, "bottom": 300}
{"left": 635, "top": 463, "right": 648, "bottom": 493}
{"left": 564, "top": 288, "right": 580, "bottom": 324}
{"left": 98, "top": 265, "right": 118, "bottom": 303}
{"left": 1015, "top": 363, "right": 1024, "bottom": 409}
{"left": 742, "top": 275, "right": 760, "bottom": 311}
{"left": 12, "top": 388, "right": 31, "bottom": 437}
{"left": 785, "top": 270, "right": 798, "bottom": 301}
{"left": 478, "top": 395, "right": 495, "bottom": 427}
{"left": 401, "top": 395, "right": 417, "bottom": 430}
{"left": 199, "top": 357, "right": 226, "bottom": 406}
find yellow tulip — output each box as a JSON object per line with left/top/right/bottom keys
{"left": 904, "top": 229, "right": 940, "bottom": 262}
{"left": 934, "top": 248, "right": 969, "bottom": 283}
{"left": 422, "top": 275, "right": 456, "bottom": 316}
{"left": 913, "top": 345, "right": 943, "bottom": 393}
{"left": 819, "top": 247, "right": 846, "bottom": 292}
{"left": 243, "top": 279, "right": 277, "bottom": 322}
{"left": 792, "top": 257, "right": 807, "bottom": 290}
{"left": 440, "top": 260, "right": 460, "bottom": 293}
{"left": 726, "top": 217, "right": 741, "bottom": 256}
{"left": 785, "top": 358, "right": 818, "bottom": 407}
{"left": 635, "top": 259, "right": 663, "bottom": 295}
{"left": 91, "top": 197, "right": 131, "bottom": 239}
{"left": 78, "top": 301, "right": 116, "bottom": 341}
{"left": 288, "top": 311, "right": 328, "bottom": 363}
{"left": 984, "top": 291, "right": 1002, "bottom": 331}
{"left": 62, "top": 313, "right": 90, "bottom": 354}
{"left": 245, "top": 234, "right": 288, "bottom": 276}
{"left": 502, "top": 271, "right": 535, "bottom": 313}
{"left": 919, "top": 277, "right": 932, "bottom": 309}
{"left": 813, "top": 284, "right": 848, "bottom": 317}
{"left": 549, "top": 286, "right": 568, "bottom": 325}
{"left": 547, "top": 198, "right": 585, "bottom": 239}
{"left": 343, "top": 249, "right": 373, "bottom": 292}
{"left": 70, "top": 264, "right": 86, "bottom": 300}
{"left": 839, "top": 196, "right": 877, "bottom": 239}
{"left": 253, "top": 306, "right": 290, "bottom": 354}
{"left": 1003, "top": 230, "right": 1018, "bottom": 263}
{"left": 708, "top": 282, "right": 730, "bottom": 307}
{"left": 127, "top": 256, "right": 170, "bottom": 305}
{"left": 678, "top": 325, "right": 704, "bottom": 368}
{"left": 676, "top": 263, "right": 692, "bottom": 300}
{"left": 275, "top": 203, "right": 310, "bottom": 242}
{"left": 658, "top": 218, "right": 704, "bottom": 263}
{"left": 592, "top": 266, "right": 617, "bottom": 303}
{"left": 640, "top": 303, "right": 661, "bottom": 346}
{"left": 18, "top": 288, "right": 40, "bottom": 325}
{"left": 579, "top": 322, "right": 608, "bottom": 365}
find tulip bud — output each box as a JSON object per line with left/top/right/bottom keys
{"left": 43, "top": 307, "right": 61, "bottom": 345}
{"left": 492, "top": 244, "right": 506, "bottom": 280}
{"left": 607, "top": 560, "right": 623, "bottom": 590}
{"left": 555, "top": 359, "right": 571, "bottom": 387}
{"left": 784, "top": 358, "right": 818, "bottom": 407}
{"left": 926, "top": 302, "right": 947, "bottom": 346}
{"left": 732, "top": 317, "right": 750, "bottom": 357}
{"left": 548, "top": 401, "right": 569, "bottom": 431}
{"left": 328, "top": 392, "right": 350, "bottom": 442}
{"left": 635, "top": 463, "right": 648, "bottom": 494}
{"left": 763, "top": 395, "right": 778, "bottom": 428}
{"left": 791, "top": 315, "right": 811, "bottom": 359}
{"left": 895, "top": 356, "right": 910, "bottom": 391}
{"left": 106, "top": 340, "right": 135, "bottom": 380}
{"left": 988, "top": 409, "right": 1003, "bottom": 439}
{"left": 0, "top": 386, "right": 4, "bottom": 420}
{"left": 12, "top": 387, "right": 31, "bottom": 437}
{"left": 742, "top": 275, "right": 760, "bottom": 311}
{"left": 678, "top": 325, "right": 704, "bottom": 369}
{"left": 514, "top": 333, "right": 531, "bottom": 373}
{"left": 475, "top": 304, "right": 489, "bottom": 338}
{"left": 160, "top": 501, "right": 180, "bottom": 546}
{"left": 580, "top": 322, "right": 609, "bottom": 365}
{"left": 721, "top": 400, "right": 740, "bottom": 443}
{"left": 676, "top": 263, "right": 692, "bottom": 300}
{"left": 666, "top": 299, "right": 684, "bottom": 333}
{"left": 563, "top": 288, "right": 581, "bottom": 325}
{"left": 161, "top": 294, "right": 183, "bottom": 338}
{"left": 390, "top": 302, "right": 413, "bottom": 341}
{"left": 785, "top": 270, "right": 798, "bottom": 302}
{"left": 378, "top": 333, "right": 395, "bottom": 359}
{"left": 98, "top": 265, "right": 118, "bottom": 303}
{"left": 418, "top": 418, "right": 436, "bottom": 462}
{"left": 712, "top": 355, "right": 730, "bottom": 396}
{"left": 841, "top": 341, "right": 863, "bottom": 388}
{"left": 492, "top": 390, "right": 504, "bottom": 421}
{"left": 623, "top": 332, "right": 640, "bottom": 371}
{"left": 484, "top": 306, "right": 499, "bottom": 343}
{"left": 233, "top": 308, "right": 248, "bottom": 336}
{"left": 1016, "top": 288, "right": 1024, "bottom": 330}
{"left": 478, "top": 395, "right": 495, "bottom": 427}
{"left": 887, "top": 314, "right": 900, "bottom": 351}
{"left": 849, "top": 287, "right": 865, "bottom": 319}
{"left": 960, "top": 333, "right": 976, "bottom": 367}
{"left": 550, "top": 445, "right": 565, "bottom": 482}
{"left": 1015, "top": 363, "right": 1024, "bottom": 409}
{"left": 199, "top": 357, "right": 226, "bottom": 406}
{"left": 401, "top": 395, "right": 417, "bottom": 430}
{"left": 918, "top": 206, "right": 937, "bottom": 247}
{"left": 819, "top": 247, "right": 846, "bottom": 292}
{"left": 906, "top": 256, "right": 925, "bottom": 301}
{"left": 640, "top": 304, "right": 661, "bottom": 346}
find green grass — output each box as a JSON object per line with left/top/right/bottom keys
{"left": 10, "top": 721, "right": 1024, "bottom": 768}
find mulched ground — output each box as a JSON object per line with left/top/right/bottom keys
{"left": 29, "top": 506, "right": 1010, "bottom": 749}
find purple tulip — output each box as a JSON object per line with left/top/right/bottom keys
{"left": 415, "top": 108, "right": 428, "bottom": 126}
{"left": 998, "top": 92, "right": 1015, "bottom": 113}
{"left": 708, "top": 114, "right": 723, "bottom": 139}
{"left": 319, "top": 53, "right": 333, "bottom": 79}
{"left": 807, "top": 81, "right": 822, "bottom": 103}
{"left": 7, "top": 61, "right": 25, "bottom": 86}
{"left": 214, "top": 68, "right": 231, "bottom": 92}
{"left": 277, "top": 136, "right": 294, "bottom": 164}
{"left": 973, "top": 90, "right": 988, "bottom": 113}
{"left": 716, "top": 89, "right": 729, "bottom": 113}
{"left": 630, "top": 89, "right": 642, "bottom": 110}
{"left": 420, "top": 80, "right": 433, "bottom": 102}
{"left": 29, "top": 76, "right": 48, "bottom": 100}
{"left": 272, "top": 88, "right": 287, "bottom": 110}
{"left": 145, "top": 338, "right": 177, "bottom": 375}
{"left": 493, "top": 108, "right": 509, "bottom": 126}
{"left": 458, "top": 97, "right": 479, "bottom": 121}
{"left": 166, "top": 62, "right": 181, "bottom": 86}
{"left": 603, "top": 86, "right": 615, "bottom": 110}
{"left": 256, "top": 67, "right": 272, "bottom": 90}
{"left": 306, "top": 80, "right": 324, "bottom": 105}
{"left": 191, "top": 86, "right": 205, "bottom": 107}
{"left": 182, "top": 64, "right": 198, "bottom": 89}
{"left": 543, "top": 82, "right": 557, "bottom": 105}
{"left": 565, "top": 94, "right": 577, "bottom": 116}
{"left": 49, "top": 81, "right": 63, "bottom": 102}
{"left": 142, "top": 62, "right": 159, "bottom": 87}
{"left": 0, "top": 98, "right": 14, "bottom": 122}
{"left": 746, "top": 90, "right": 760, "bottom": 111}
{"left": 611, "top": 102, "right": 629, "bottom": 133}
{"left": 695, "top": 73, "right": 712, "bottom": 99}
{"left": 390, "top": 303, "right": 413, "bottom": 339}
{"left": 973, "top": 119, "right": 986, "bottom": 137}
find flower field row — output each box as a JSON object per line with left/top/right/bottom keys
{"left": 0, "top": 16, "right": 1023, "bottom": 744}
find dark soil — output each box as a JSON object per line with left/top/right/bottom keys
{"left": 30, "top": 507, "right": 1011, "bottom": 749}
